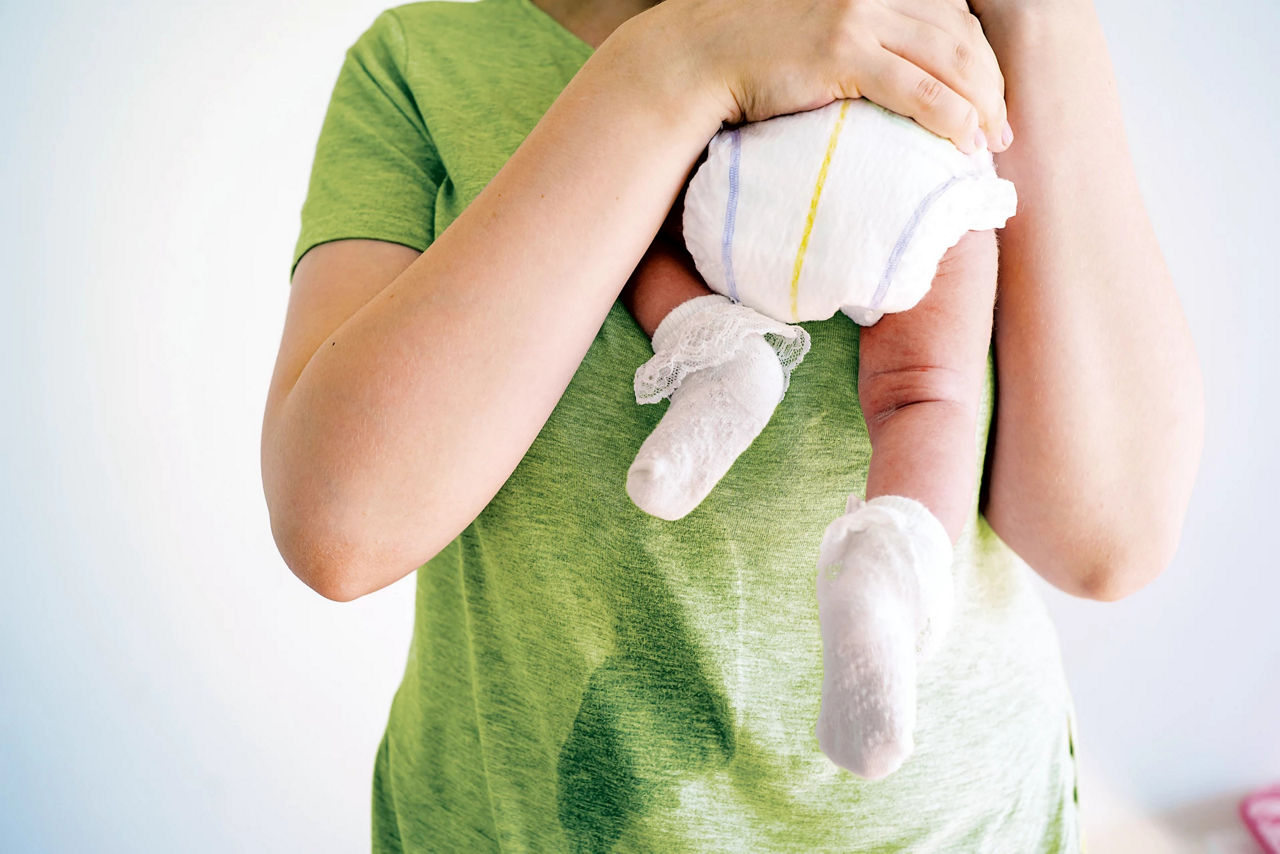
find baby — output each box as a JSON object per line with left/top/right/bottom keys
{"left": 619, "top": 99, "right": 1013, "bottom": 780}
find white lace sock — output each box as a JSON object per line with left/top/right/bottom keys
{"left": 813, "top": 494, "right": 955, "bottom": 779}
{"left": 628, "top": 294, "right": 810, "bottom": 521}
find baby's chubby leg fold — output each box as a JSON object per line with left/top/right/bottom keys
{"left": 815, "top": 229, "right": 999, "bottom": 778}
{"left": 858, "top": 227, "right": 999, "bottom": 544}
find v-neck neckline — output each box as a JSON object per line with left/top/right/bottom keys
{"left": 511, "top": 0, "right": 598, "bottom": 57}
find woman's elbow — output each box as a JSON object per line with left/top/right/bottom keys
{"left": 1074, "top": 517, "right": 1187, "bottom": 602}
{"left": 268, "top": 508, "right": 372, "bottom": 602}
{"left": 1093, "top": 426, "right": 1203, "bottom": 600}
{"left": 1076, "top": 556, "right": 1162, "bottom": 603}
{"left": 266, "top": 496, "right": 447, "bottom": 602}
{"left": 1001, "top": 497, "right": 1189, "bottom": 603}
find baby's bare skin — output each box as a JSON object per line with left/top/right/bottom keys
{"left": 621, "top": 203, "right": 998, "bottom": 545}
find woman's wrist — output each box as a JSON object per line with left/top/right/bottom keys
{"left": 599, "top": 7, "right": 730, "bottom": 141}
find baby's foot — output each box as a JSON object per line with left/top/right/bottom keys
{"left": 813, "top": 494, "right": 955, "bottom": 779}
{"left": 627, "top": 294, "right": 809, "bottom": 521}
{"left": 628, "top": 332, "right": 785, "bottom": 520}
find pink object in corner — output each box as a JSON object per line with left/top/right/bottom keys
{"left": 1241, "top": 784, "right": 1280, "bottom": 853}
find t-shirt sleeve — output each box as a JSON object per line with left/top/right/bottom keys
{"left": 290, "top": 9, "right": 445, "bottom": 282}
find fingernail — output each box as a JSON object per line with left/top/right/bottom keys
{"left": 972, "top": 128, "right": 988, "bottom": 152}
{"left": 1000, "top": 121, "right": 1014, "bottom": 149}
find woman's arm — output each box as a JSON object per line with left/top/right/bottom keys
{"left": 262, "top": 30, "right": 723, "bottom": 601}
{"left": 975, "top": 1, "right": 1205, "bottom": 601}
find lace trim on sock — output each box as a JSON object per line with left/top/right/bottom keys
{"left": 634, "top": 300, "right": 812, "bottom": 405}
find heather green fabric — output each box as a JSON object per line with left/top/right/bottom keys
{"left": 291, "top": 1, "right": 1086, "bottom": 850}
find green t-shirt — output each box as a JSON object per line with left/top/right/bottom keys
{"left": 291, "top": 1, "right": 1086, "bottom": 850}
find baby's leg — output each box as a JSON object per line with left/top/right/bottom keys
{"left": 858, "top": 228, "right": 999, "bottom": 544}
{"left": 814, "top": 229, "right": 997, "bottom": 779}
{"left": 619, "top": 229, "right": 712, "bottom": 338}
{"left": 621, "top": 228, "right": 800, "bottom": 519}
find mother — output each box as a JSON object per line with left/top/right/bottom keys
{"left": 261, "top": 0, "right": 1204, "bottom": 849}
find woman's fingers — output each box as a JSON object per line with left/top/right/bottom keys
{"left": 659, "top": 0, "right": 1013, "bottom": 142}
{"left": 886, "top": 0, "right": 1001, "bottom": 86}
{"left": 876, "top": 7, "right": 1008, "bottom": 151}
{"left": 857, "top": 48, "right": 984, "bottom": 153}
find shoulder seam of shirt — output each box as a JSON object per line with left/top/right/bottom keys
{"left": 384, "top": 5, "right": 442, "bottom": 157}
{"left": 385, "top": 7, "right": 410, "bottom": 80}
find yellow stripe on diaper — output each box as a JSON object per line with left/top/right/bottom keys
{"left": 788, "top": 98, "right": 851, "bottom": 322}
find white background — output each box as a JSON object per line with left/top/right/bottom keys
{"left": 2, "top": 1, "right": 1276, "bottom": 851}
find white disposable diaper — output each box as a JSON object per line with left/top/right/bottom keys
{"left": 682, "top": 98, "right": 1017, "bottom": 326}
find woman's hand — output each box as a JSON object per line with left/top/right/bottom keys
{"left": 634, "top": 0, "right": 1010, "bottom": 153}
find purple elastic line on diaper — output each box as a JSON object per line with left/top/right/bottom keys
{"left": 720, "top": 129, "right": 743, "bottom": 304}
{"left": 869, "top": 174, "right": 963, "bottom": 311}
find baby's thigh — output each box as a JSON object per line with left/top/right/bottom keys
{"left": 858, "top": 230, "right": 999, "bottom": 388}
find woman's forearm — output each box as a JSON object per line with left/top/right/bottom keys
{"left": 264, "top": 21, "right": 722, "bottom": 600}
{"left": 979, "top": 2, "right": 1204, "bottom": 601}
